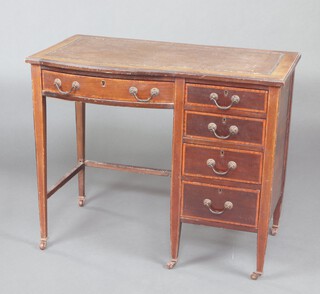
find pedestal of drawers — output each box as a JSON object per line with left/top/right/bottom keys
{"left": 182, "top": 83, "right": 266, "bottom": 229}
{"left": 168, "top": 77, "right": 296, "bottom": 279}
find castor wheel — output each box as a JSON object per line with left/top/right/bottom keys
{"left": 78, "top": 196, "right": 85, "bottom": 207}
{"left": 166, "top": 259, "right": 178, "bottom": 269}
{"left": 270, "top": 225, "right": 279, "bottom": 236}
{"left": 250, "top": 272, "right": 262, "bottom": 280}
{"left": 39, "top": 239, "right": 47, "bottom": 250}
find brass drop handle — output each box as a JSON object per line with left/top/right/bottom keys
{"left": 209, "top": 93, "right": 240, "bottom": 110}
{"left": 206, "top": 158, "right": 237, "bottom": 175}
{"left": 54, "top": 78, "right": 80, "bottom": 95}
{"left": 208, "top": 122, "right": 239, "bottom": 139}
{"left": 129, "top": 86, "right": 160, "bottom": 102}
{"left": 203, "top": 199, "right": 233, "bottom": 215}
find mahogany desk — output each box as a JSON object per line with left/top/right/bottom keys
{"left": 26, "top": 35, "right": 300, "bottom": 279}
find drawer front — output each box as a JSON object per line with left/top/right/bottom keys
{"left": 182, "top": 182, "right": 259, "bottom": 227}
{"left": 183, "top": 144, "right": 262, "bottom": 184}
{"left": 185, "top": 111, "right": 265, "bottom": 145}
{"left": 186, "top": 83, "right": 267, "bottom": 113}
{"left": 42, "top": 70, "right": 174, "bottom": 105}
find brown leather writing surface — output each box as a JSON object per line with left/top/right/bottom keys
{"left": 26, "top": 35, "right": 300, "bottom": 85}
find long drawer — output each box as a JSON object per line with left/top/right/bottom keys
{"left": 42, "top": 70, "right": 174, "bottom": 105}
{"left": 182, "top": 182, "right": 259, "bottom": 227}
{"left": 183, "top": 144, "right": 263, "bottom": 184}
{"left": 184, "top": 111, "right": 265, "bottom": 146}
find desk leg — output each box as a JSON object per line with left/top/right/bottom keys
{"left": 251, "top": 87, "right": 281, "bottom": 280}
{"left": 167, "top": 78, "right": 185, "bottom": 269}
{"left": 251, "top": 226, "right": 268, "bottom": 280}
{"left": 271, "top": 196, "right": 283, "bottom": 236}
{"left": 75, "top": 102, "right": 86, "bottom": 207}
{"left": 32, "top": 65, "right": 48, "bottom": 250}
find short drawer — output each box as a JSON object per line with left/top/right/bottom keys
{"left": 42, "top": 70, "right": 174, "bottom": 105}
{"left": 185, "top": 111, "right": 265, "bottom": 145}
{"left": 183, "top": 144, "right": 262, "bottom": 184}
{"left": 182, "top": 182, "right": 259, "bottom": 227}
{"left": 186, "top": 83, "right": 267, "bottom": 113}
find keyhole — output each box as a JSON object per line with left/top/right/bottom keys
{"left": 224, "top": 90, "right": 228, "bottom": 96}
{"left": 222, "top": 117, "right": 227, "bottom": 124}
{"left": 101, "top": 80, "right": 106, "bottom": 87}
{"left": 218, "top": 188, "right": 223, "bottom": 194}
{"left": 220, "top": 150, "right": 224, "bottom": 157}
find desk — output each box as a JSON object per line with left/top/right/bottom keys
{"left": 26, "top": 35, "right": 300, "bottom": 279}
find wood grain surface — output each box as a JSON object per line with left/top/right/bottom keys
{"left": 183, "top": 144, "right": 263, "bottom": 184}
{"left": 182, "top": 181, "right": 259, "bottom": 227}
{"left": 26, "top": 35, "right": 301, "bottom": 277}
{"left": 186, "top": 83, "right": 267, "bottom": 113}
{"left": 184, "top": 111, "right": 265, "bottom": 145}
{"left": 42, "top": 70, "right": 174, "bottom": 105}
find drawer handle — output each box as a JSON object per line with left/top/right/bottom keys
{"left": 209, "top": 93, "right": 240, "bottom": 110}
{"left": 206, "top": 158, "right": 237, "bottom": 175}
{"left": 129, "top": 86, "right": 160, "bottom": 102}
{"left": 203, "top": 199, "right": 233, "bottom": 215}
{"left": 208, "top": 122, "right": 239, "bottom": 139}
{"left": 54, "top": 78, "right": 80, "bottom": 95}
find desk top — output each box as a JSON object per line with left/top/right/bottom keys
{"left": 26, "top": 35, "right": 300, "bottom": 85}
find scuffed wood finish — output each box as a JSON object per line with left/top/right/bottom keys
{"left": 26, "top": 35, "right": 300, "bottom": 278}
{"left": 26, "top": 35, "right": 300, "bottom": 85}
{"left": 42, "top": 70, "right": 174, "bottom": 106}
{"left": 31, "top": 65, "right": 47, "bottom": 250}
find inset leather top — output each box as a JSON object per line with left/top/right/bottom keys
{"left": 26, "top": 35, "right": 300, "bottom": 85}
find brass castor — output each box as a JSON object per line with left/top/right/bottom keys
{"left": 270, "top": 225, "right": 279, "bottom": 236}
{"left": 250, "top": 272, "right": 262, "bottom": 280}
{"left": 39, "top": 239, "right": 47, "bottom": 250}
{"left": 166, "top": 259, "right": 178, "bottom": 269}
{"left": 78, "top": 196, "right": 86, "bottom": 207}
